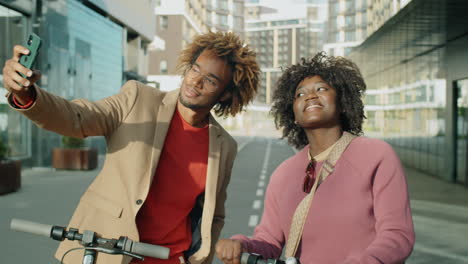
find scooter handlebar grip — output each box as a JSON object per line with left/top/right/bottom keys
{"left": 131, "top": 241, "right": 170, "bottom": 259}
{"left": 10, "top": 218, "right": 53, "bottom": 238}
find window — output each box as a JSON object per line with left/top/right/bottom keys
{"left": 361, "top": 13, "right": 367, "bottom": 27}
{"left": 234, "top": 1, "right": 243, "bottom": 15}
{"left": 360, "top": 0, "right": 367, "bottom": 9}
{"left": 218, "top": 14, "right": 228, "bottom": 26}
{"left": 346, "top": 0, "right": 355, "bottom": 11}
{"left": 160, "top": 60, "right": 168, "bottom": 74}
{"left": 331, "top": 2, "right": 340, "bottom": 15}
{"left": 335, "top": 31, "right": 341, "bottom": 42}
{"left": 234, "top": 17, "right": 243, "bottom": 29}
{"left": 159, "top": 16, "right": 168, "bottom": 30}
{"left": 345, "top": 31, "right": 355, "bottom": 41}
{"left": 207, "top": 12, "right": 214, "bottom": 26}
{"left": 206, "top": 0, "right": 213, "bottom": 9}
{"left": 217, "top": 0, "right": 228, "bottom": 11}
{"left": 308, "top": 7, "right": 319, "bottom": 19}
{"left": 330, "top": 17, "right": 338, "bottom": 30}
{"left": 0, "top": 5, "right": 29, "bottom": 159}
{"left": 345, "top": 15, "right": 355, "bottom": 27}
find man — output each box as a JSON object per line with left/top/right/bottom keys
{"left": 2, "top": 31, "right": 260, "bottom": 264}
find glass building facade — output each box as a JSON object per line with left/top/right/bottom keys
{"left": 349, "top": 0, "right": 468, "bottom": 186}
{"left": 0, "top": 0, "right": 153, "bottom": 167}
{"left": 0, "top": 4, "right": 33, "bottom": 160}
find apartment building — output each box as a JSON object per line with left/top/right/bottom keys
{"left": 147, "top": 0, "right": 245, "bottom": 90}
{"left": 324, "top": 0, "right": 411, "bottom": 56}
{"left": 245, "top": 0, "right": 327, "bottom": 105}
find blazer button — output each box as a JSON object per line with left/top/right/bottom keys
{"left": 136, "top": 199, "right": 143, "bottom": 205}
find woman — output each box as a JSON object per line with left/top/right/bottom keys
{"left": 216, "top": 52, "right": 415, "bottom": 264}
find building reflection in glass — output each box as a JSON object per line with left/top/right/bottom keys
{"left": 456, "top": 79, "right": 468, "bottom": 184}
{"left": 0, "top": 5, "right": 30, "bottom": 159}
{"left": 348, "top": 0, "right": 468, "bottom": 186}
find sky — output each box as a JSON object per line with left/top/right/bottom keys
{"left": 250, "top": 0, "right": 311, "bottom": 20}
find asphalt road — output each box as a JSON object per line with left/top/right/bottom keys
{"left": 0, "top": 136, "right": 467, "bottom": 263}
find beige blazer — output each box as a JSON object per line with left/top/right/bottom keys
{"left": 11, "top": 80, "right": 237, "bottom": 264}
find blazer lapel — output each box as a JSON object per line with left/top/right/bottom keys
{"left": 148, "top": 89, "right": 179, "bottom": 183}
{"left": 197, "top": 114, "right": 223, "bottom": 257}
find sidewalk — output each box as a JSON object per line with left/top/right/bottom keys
{"left": 405, "top": 166, "right": 468, "bottom": 207}
{"left": 404, "top": 166, "right": 468, "bottom": 264}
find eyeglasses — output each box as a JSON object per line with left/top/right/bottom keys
{"left": 303, "top": 161, "right": 317, "bottom": 193}
{"left": 186, "top": 64, "right": 220, "bottom": 92}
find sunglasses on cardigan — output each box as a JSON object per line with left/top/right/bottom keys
{"left": 303, "top": 161, "right": 317, "bottom": 193}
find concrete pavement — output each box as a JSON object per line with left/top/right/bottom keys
{"left": 403, "top": 166, "right": 468, "bottom": 263}
{"left": 1, "top": 137, "right": 467, "bottom": 263}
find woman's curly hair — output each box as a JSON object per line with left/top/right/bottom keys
{"left": 177, "top": 31, "right": 260, "bottom": 117}
{"left": 270, "top": 52, "right": 366, "bottom": 149}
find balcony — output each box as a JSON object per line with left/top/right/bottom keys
{"left": 215, "top": 8, "right": 229, "bottom": 15}
{"left": 216, "top": 24, "right": 229, "bottom": 31}
{"left": 344, "top": 7, "right": 356, "bottom": 15}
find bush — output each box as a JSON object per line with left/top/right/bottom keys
{"left": 61, "top": 136, "right": 85, "bottom": 149}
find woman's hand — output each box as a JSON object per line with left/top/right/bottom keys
{"left": 216, "top": 239, "right": 245, "bottom": 264}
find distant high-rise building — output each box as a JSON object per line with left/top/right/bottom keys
{"left": 366, "top": 0, "right": 412, "bottom": 36}
{"left": 245, "top": 4, "right": 276, "bottom": 20}
{"left": 245, "top": 1, "right": 327, "bottom": 104}
{"left": 324, "top": 0, "right": 411, "bottom": 57}
{"left": 148, "top": 0, "right": 245, "bottom": 90}
{"left": 324, "top": 0, "right": 367, "bottom": 57}
{"left": 305, "top": 0, "right": 328, "bottom": 57}
{"left": 206, "top": 0, "right": 245, "bottom": 37}
{"left": 246, "top": 17, "right": 308, "bottom": 104}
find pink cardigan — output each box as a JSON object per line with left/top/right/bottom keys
{"left": 232, "top": 137, "right": 415, "bottom": 264}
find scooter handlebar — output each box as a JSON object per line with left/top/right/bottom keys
{"left": 10, "top": 218, "right": 170, "bottom": 260}
{"left": 10, "top": 218, "right": 53, "bottom": 238}
{"left": 123, "top": 240, "right": 170, "bottom": 260}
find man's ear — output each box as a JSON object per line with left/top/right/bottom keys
{"left": 219, "top": 90, "right": 232, "bottom": 102}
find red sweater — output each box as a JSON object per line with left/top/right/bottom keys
{"left": 135, "top": 109, "right": 209, "bottom": 264}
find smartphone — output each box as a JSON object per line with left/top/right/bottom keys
{"left": 19, "top": 33, "right": 42, "bottom": 77}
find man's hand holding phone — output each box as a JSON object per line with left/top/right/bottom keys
{"left": 2, "top": 34, "right": 42, "bottom": 105}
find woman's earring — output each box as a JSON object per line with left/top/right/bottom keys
{"left": 294, "top": 120, "right": 298, "bottom": 125}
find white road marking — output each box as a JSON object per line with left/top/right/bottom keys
{"left": 247, "top": 140, "right": 272, "bottom": 228}
{"left": 258, "top": 180, "right": 265, "bottom": 187}
{"left": 248, "top": 215, "right": 259, "bottom": 227}
{"left": 238, "top": 138, "right": 253, "bottom": 152}
{"left": 252, "top": 200, "right": 262, "bottom": 209}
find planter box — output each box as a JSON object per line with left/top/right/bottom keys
{"left": 0, "top": 160, "right": 21, "bottom": 195}
{"left": 52, "top": 148, "right": 98, "bottom": 170}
